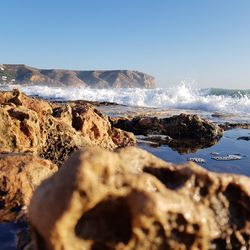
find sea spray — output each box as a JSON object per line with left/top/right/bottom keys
{"left": 1, "top": 83, "right": 250, "bottom": 114}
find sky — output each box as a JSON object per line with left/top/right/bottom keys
{"left": 1, "top": 0, "right": 250, "bottom": 88}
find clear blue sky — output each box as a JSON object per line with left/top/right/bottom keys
{"left": 1, "top": 0, "right": 250, "bottom": 88}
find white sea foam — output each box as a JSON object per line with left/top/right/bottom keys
{"left": 1, "top": 83, "right": 250, "bottom": 114}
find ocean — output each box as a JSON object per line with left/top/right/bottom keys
{"left": 0, "top": 83, "right": 250, "bottom": 177}
{"left": 1, "top": 83, "right": 250, "bottom": 116}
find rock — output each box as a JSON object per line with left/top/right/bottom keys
{"left": 111, "top": 113, "right": 223, "bottom": 139}
{"left": 112, "top": 114, "right": 223, "bottom": 153}
{"left": 0, "top": 64, "right": 156, "bottom": 88}
{"left": 29, "top": 147, "right": 250, "bottom": 250}
{"left": 0, "top": 90, "right": 136, "bottom": 165}
{"left": 16, "top": 221, "right": 33, "bottom": 250}
{"left": 0, "top": 153, "right": 58, "bottom": 222}
{"left": 211, "top": 112, "right": 236, "bottom": 119}
{"left": 237, "top": 136, "right": 250, "bottom": 141}
{"left": 220, "top": 122, "right": 250, "bottom": 131}
{"left": 70, "top": 103, "right": 136, "bottom": 149}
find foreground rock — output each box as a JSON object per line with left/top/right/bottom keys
{"left": 0, "top": 90, "right": 135, "bottom": 165}
{"left": 111, "top": 114, "right": 223, "bottom": 153}
{"left": 29, "top": 147, "right": 250, "bottom": 250}
{"left": 0, "top": 153, "right": 57, "bottom": 222}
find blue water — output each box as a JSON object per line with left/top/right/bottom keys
{"left": 139, "top": 128, "right": 250, "bottom": 177}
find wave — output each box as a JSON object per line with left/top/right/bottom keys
{"left": 1, "top": 83, "right": 250, "bottom": 114}
{"left": 205, "top": 88, "right": 250, "bottom": 98}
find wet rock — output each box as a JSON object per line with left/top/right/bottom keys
{"left": 237, "top": 136, "right": 250, "bottom": 141}
{"left": 0, "top": 153, "right": 57, "bottom": 222}
{"left": 29, "top": 147, "right": 250, "bottom": 250}
{"left": 220, "top": 122, "right": 250, "bottom": 131}
{"left": 16, "top": 221, "right": 33, "bottom": 250}
{"left": 111, "top": 113, "right": 223, "bottom": 139}
{"left": 120, "top": 114, "right": 223, "bottom": 153}
{"left": 211, "top": 112, "right": 236, "bottom": 119}
{"left": 0, "top": 90, "right": 136, "bottom": 165}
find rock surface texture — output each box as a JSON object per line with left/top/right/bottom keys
{"left": 29, "top": 147, "right": 250, "bottom": 250}
{"left": 111, "top": 114, "right": 223, "bottom": 139}
{"left": 0, "top": 153, "right": 57, "bottom": 222}
{"left": 0, "top": 90, "right": 136, "bottom": 165}
{"left": 0, "top": 64, "right": 155, "bottom": 88}
{"left": 111, "top": 114, "right": 223, "bottom": 153}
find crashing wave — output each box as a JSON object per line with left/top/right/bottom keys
{"left": 0, "top": 82, "right": 250, "bottom": 114}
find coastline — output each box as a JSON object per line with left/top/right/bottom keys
{"left": 0, "top": 89, "right": 250, "bottom": 249}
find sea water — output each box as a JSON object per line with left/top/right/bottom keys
{"left": 0, "top": 83, "right": 250, "bottom": 115}
{"left": 0, "top": 82, "right": 250, "bottom": 177}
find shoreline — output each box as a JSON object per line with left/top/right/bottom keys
{"left": 0, "top": 90, "right": 250, "bottom": 249}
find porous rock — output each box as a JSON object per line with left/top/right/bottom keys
{"left": 0, "top": 153, "right": 58, "bottom": 222}
{"left": 29, "top": 147, "right": 250, "bottom": 250}
{"left": 0, "top": 90, "right": 136, "bottom": 165}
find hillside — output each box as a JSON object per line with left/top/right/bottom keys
{"left": 0, "top": 64, "right": 155, "bottom": 88}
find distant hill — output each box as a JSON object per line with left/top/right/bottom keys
{"left": 0, "top": 64, "right": 155, "bottom": 88}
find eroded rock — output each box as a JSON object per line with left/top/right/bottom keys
{"left": 0, "top": 90, "right": 136, "bottom": 165}
{"left": 0, "top": 153, "right": 57, "bottom": 222}
{"left": 29, "top": 147, "right": 250, "bottom": 250}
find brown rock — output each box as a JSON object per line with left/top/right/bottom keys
{"left": 71, "top": 103, "right": 135, "bottom": 149}
{"left": 29, "top": 147, "right": 250, "bottom": 250}
{"left": 0, "top": 153, "right": 58, "bottom": 222}
{"left": 0, "top": 90, "right": 136, "bottom": 165}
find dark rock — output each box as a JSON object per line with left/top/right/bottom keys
{"left": 211, "top": 112, "right": 236, "bottom": 119}
{"left": 111, "top": 113, "right": 223, "bottom": 140}
{"left": 237, "top": 136, "right": 250, "bottom": 141}
{"left": 220, "top": 122, "right": 250, "bottom": 131}
{"left": 112, "top": 114, "right": 223, "bottom": 153}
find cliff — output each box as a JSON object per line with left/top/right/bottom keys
{"left": 0, "top": 64, "right": 155, "bottom": 88}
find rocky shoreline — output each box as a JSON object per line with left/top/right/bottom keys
{"left": 0, "top": 90, "right": 250, "bottom": 249}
